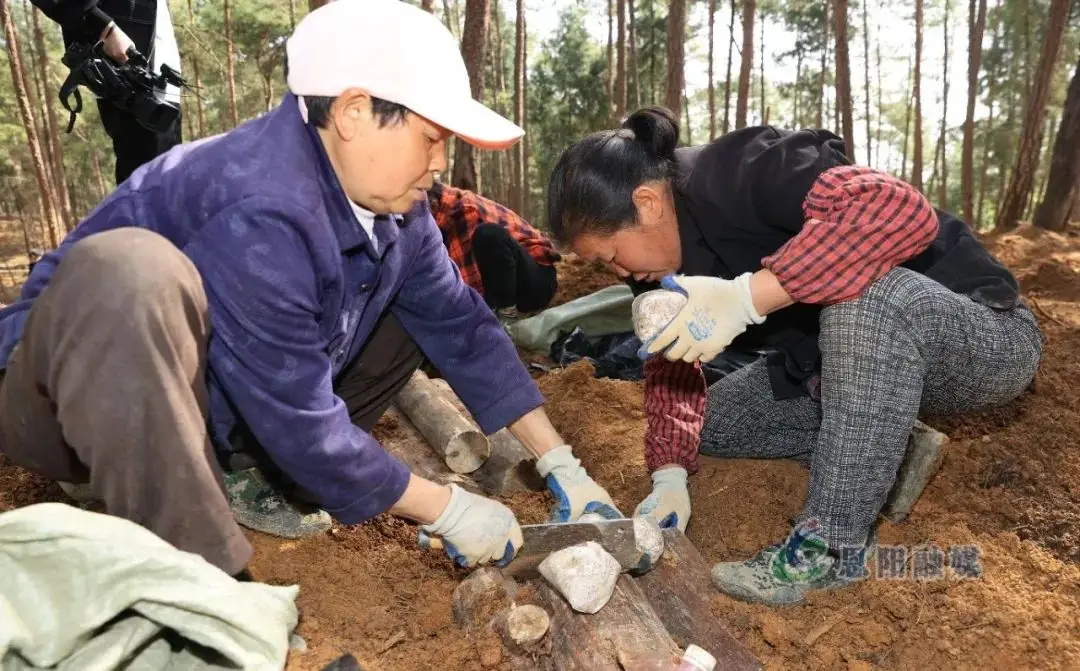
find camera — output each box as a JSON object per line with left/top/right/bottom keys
{"left": 59, "top": 42, "right": 188, "bottom": 134}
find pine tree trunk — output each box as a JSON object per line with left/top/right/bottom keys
{"left": 875, "top": 11, "right": 883, "bottom": 166}
{"left": 833, "top": 0, "right": 854, "bottom": 159}
{"left": 862, "top": 0, "right": 872, "bottom": 164}
{"left": 723, "top": 0, "right": 736, "bottom": 133}
{"left": 614, "top": 0, "right": 627, "bottom": 123}
{"left": 422, "top": 0, "right": 435, "bottom": 12}
{"left": 187, "top": 0, "right": 207, "bottom": 137}
{"left": 30, "top": 6, "right": 73, "bottom": 230}
{"left": 629, "top": 0, "right": 640, "bottom": 108}
{"left": 962, "top": 0, "right": 988, "bottom": 224}
{"left": 2, "top": 0, "right": 61, "bottom": 248}
{"left": 817, "top": 0, "right": 828, "bottom": 128}
{"left": 649, "top": 0, "right": 656, "bottom": 103}
{"left": 1031, "top": 111, "right": 1057, "bottom": 218}
{"left": 995, "top": 0, "right": 1069, "bottom": 230}
{"left": 224, "top": 0, "right": 239, "bottom": 128}
{"left": 1033, "top": 55, "right": 1079, "bottom": 231}
{"left": 607, "top": 0, "right": 615, "bottom": 113}
{"left": 758, "top": 11, "right": 765, "bottom": 122}
{"left": 18, "top": 5, "right": 50, "bottom": 191}
{"left": 309, "top": 0, "right": 328, "bottom": 10}
{"left": 511, "top": 0, "right": 525, "bottom": 213}
{"left": 937, "top": 0, "right": 950, "bottom": 209}
{"left": 902, "top": 56, "right": 913, "bottom": 179}
{"left": 912, "top": 0, "right": 924, "bottom": 191}
{"left": 735, "top": 0, "right": 754, "bottom": 129}
{"left": 451, "top": 0, "right": 491, "bottom": 192}
{"left": 664, "top": 0, "right": 686, "bottom": 119}
{"left": 708, "top": 0, "right": 716, "bottom": 140}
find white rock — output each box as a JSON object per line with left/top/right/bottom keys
{"left": 538, "top": 541, "right": 621, "bottom": 614}
{"left": 632, "top": 516, "right": 665, "bottom": 569}
{"left": 632, "top": 290, "right": 688, "bottom": 343}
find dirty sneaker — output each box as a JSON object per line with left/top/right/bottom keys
{"left": 711, "top": 520, "right": 864, "bottom": 605}
{"left": 224, "top": 468, "right": 332, "bottom": 539}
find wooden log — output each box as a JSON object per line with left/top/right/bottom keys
{"left": 393, "top": 370, "right": 490, "bottom": 473}
{"left": 634, "top": 529, "right": 762, "bottom": 671}
{"left": 539, "top": 574, "right": 681, "bottom": 670}
{"left": 429, "top": 377, "right": 545, "bottom": 496}
{"left": 374, "top": 407, "right": 480, "bottom": 492}
{"left": 882, "top": 420, "right": 949, "bottom": 523}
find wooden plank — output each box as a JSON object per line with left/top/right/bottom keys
{"left": 539, "top": 574, "right": 680, "bottom": 670}
{"left": 634, "top": 529, "right": 762, "bottom": 671}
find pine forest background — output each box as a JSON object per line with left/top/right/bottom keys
{"left": 2, "top": 0, "right": 1080, "bottom": 298}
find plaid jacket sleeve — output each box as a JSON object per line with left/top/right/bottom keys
{"left": 642, "top": 357, "right": 707, "bottom": 473}
{"left": 761, "top": 165, "right": 940, "bottom": 304}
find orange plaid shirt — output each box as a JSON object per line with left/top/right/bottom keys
{"left": 428, "top": 184, "right": 561, "bottom": 295}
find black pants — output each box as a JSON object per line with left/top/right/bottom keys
{"left": 97, "top": 99, "right": 183, "bottom": 185}
{"left": 472, "top": 224, "right": 558, "bottom": 312}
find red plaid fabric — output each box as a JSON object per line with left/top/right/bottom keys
{"left": 642, "top": 165, "right": 939, "bottom": 471}
{"left": 429, "top": 185, "right": 560, "bottom": 295}
{"left": 761, "top": 166, "right": 940, "bottom": 304}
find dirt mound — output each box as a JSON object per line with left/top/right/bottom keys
{"left": 3, "top": 234, "right": 1080, "bottom": 669}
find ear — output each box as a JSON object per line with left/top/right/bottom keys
{"left": 631, "top": 183, "right": 664, "bottom": 226}
{"left": 330, "top": 88, "right": 373, "bottom": 141}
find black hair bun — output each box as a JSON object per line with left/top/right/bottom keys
{"left": 621, "top": 105, "right": 679, "bottom": 159}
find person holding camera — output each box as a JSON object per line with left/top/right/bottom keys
{"left": 30, "top": 0, "right": 182, "bottom": 184}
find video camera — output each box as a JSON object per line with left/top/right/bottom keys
{"left": 59, "top": 42, "right": 189, "bottom": 134}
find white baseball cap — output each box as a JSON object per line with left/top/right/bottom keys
{"left": 285, "top": 0, "right": 524, "bottom": 150}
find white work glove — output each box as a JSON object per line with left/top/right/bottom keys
{"left": 632, "top": 466, "right": 691, "bottom": 533}
{"left": 640, "top": 273, "right": 765, "bottom": 364}
{"left": 536, "top": 445, "right": 623, "bottom": 523}
{"left": 418, "top": 484, "right": 523, "bottom": 568}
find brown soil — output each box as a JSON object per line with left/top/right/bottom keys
{"left": 3, "top": 234, "right": 1080, "bottom": 670}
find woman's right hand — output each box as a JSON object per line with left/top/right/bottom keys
{"left": 418, "top": 484, "right": 523, "bottom": 567}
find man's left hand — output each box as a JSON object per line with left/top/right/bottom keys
{"left": 535, "top": 445, "right": 622, "bottom": 522}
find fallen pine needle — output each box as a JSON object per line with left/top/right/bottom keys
{"left": 378, "top": 630, "right": 406, "bottom": 654}
{"left": 803, "top": 612, "right": 845, "bottom": 646}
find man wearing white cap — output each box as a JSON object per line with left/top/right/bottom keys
{"left": 0, "top": 0, "right": 619, "bottom": 579}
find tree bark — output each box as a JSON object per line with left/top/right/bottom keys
{"left": 607, "top": 0, "right": 615, "bottom": 112}
{"left": 187, "top": 0, "right": 207, "bottom": 137}
{"left": 614, "top": 0, "right": 628, "bottom": 123}
{"left": 2, "top": 0, "right": 61, "bottom": 248}
{"left": 936, "top": 0, "right": 951, "bottom": 209}
{"left": 875, "top": 11, "right": 883, "bottom": 166}
{"left": 511, "top": 0, "right": 525, "bottom": 213}
{"left": 902, "top": 56, "right": 913, "bottom": 179}
{"left": 30, "top": 6, "right": 74, "bottom": 231}
{"left": 629, "top": 0, "right": 640, "bottom": 109}
{"left": 862, "top": 0, "right": 872, "bottom": 165}
{"left": 664, "top": 0, "right": 686, "bottom": 120}
{"left": 912, "top": 0, "right": 924, "bottom": 191}
{"left": 723, "top": 0, "right": 736, "bottom": 133}
{"left": 995, "top": 0, "right": 1070, "bottom": 231}
{"left": 1034, "top": 55, "right": 1080, "bottom": 230}
{"left": 421, "top": 0, "right": 435, "bottom": 12}
{"left": 308, "top": 0, "right": 328, "bottom": 10}
{"left": 962, "top": 0, "right": 988, "bottom": 224}
{"left": 735, "top": 0, "right": 754, "bottom": 129}
{"left": 758, "top": 10, "right": 765, "bottom": 122}
{"left": 833, "top": 0, "right": 854, "bottom": 160}
{"left": 817, "top": 0, "right": 828, "bottom": 128}
{"left": 224, "top": 0, "right": 239, "bottom": 128}
{"left": 708, "top": 0, "right": 716, "bottom": 140}
{"left": 451, "top": 0, "right": 491, "bottom": 192}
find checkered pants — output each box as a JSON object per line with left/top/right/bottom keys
{"left": 699, "top": 268, "right": 1043, "bottom": 548}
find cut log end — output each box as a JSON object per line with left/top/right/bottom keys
{"left": 493, "top": 603, "right": 550, "bottom": 650}
{"left": 445, "top": 430, "right": 491, "bottom": 474}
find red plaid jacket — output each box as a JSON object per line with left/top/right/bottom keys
{"left": 644, "top": 165, "right": 939, "bottom": 473}
{"left": 429, "top": 185, "right": 560, "bottom": 295}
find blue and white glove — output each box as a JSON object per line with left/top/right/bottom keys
{"left": 632, "top": 466, "right": 691, "bottom": 532}
{"left": 535, "top": 445, "right": 623, "bottom": 522}
{"left": 418, "top": 484, "right": 523, "bottom": 567}
{"left": 640, "top": 273, "right": 765, "bottom": 364}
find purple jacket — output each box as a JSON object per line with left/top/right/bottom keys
{"left": 0, "top": 94, "right": 544, "bottom": 522}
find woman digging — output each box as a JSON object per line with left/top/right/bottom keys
{"left": 545, "top": 106, "right": 1042, "bottom": 606}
